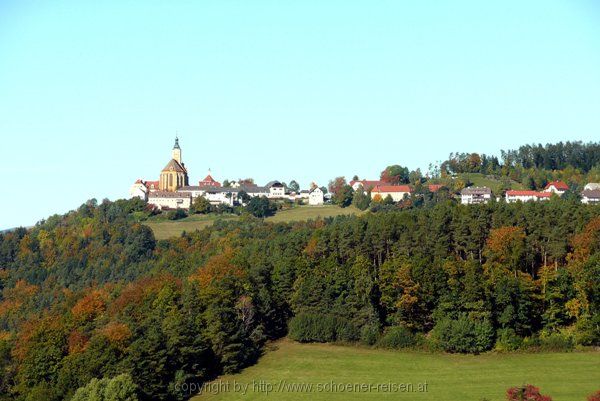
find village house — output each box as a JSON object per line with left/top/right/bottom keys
{"left": 460, "top": 187, "right": 492, "bottom": 205}
{"left": 266, "top": 181, "right": 286, "bottom": 198}
{"left": 428, "top": 184, "right": 444, "bottom": 192}
{"left": 148, "top": 191, "right": 192, "bottom": 210}
{"left": 543, "top": 180, "right": 569, "bottom": 195}
{"left": 129, "top": 180, "right": 149, "bottom": 201}
{"left": 308, "top": 187, "right": 324, "bottom": 205}
{"left": 198, "top": 171, "right": 221, "bottom": 187}
{"left": 350, "top": 179, "right": 384, "bottom": 192}
{"left": 505, "top": 190, "right": 551, "bottom": 203}
{"left": 581, "top": 189, "right": 600, "bottom": 204}
{"left": 371, "top": 185, "right": 412, "bottom": 202}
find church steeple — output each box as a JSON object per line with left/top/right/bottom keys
{"left": 172, "top": 135, "right": 182, "bottom": 164}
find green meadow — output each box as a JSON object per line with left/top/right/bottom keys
{"left": 144, "top": 205, "right": 362, "bottom": 239}
{"left": 192, "top": 340, "right": 599, "bottom": 401}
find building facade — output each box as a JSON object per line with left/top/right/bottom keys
{"left": 460, "top": 187, "right": 492, "bottom": 205}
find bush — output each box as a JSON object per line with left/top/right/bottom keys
{"left": 71, "top": 374, "right": 138, "bottom": 401}
{"left": 377, "top": 326, "right": 418, "bottom": 349}
{"left": 495, "top": 328, "right": 523, "bottom": 352}
{"left": 587, "top": 390, "right": 600, "bottom": 401}
{"left": 506, "top": 384, "right": 552, "bottom": 401}
{"left": 537, "top": 332, "right": 574, "bottom": 352}
{"left": 288, "top": 313, "right": 357, "bottom": 343}
{"left": 432, "top": 315, "right": 494, "bottom": 353}
{"left": 360, "top": 325, "right": 380, "bottom": 346}
{"left": 575, "top": 315, "right": 600, "bottom": 346}
{"left": 246, "top": 197, "right": 276, "bottom": 218}
{"left": 190, "top": 196, "right": 212, "bottom": 214}
{"left": 166, "top": 209, "right": 187, "bottom": 220}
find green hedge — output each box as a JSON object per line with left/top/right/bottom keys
{"left": 432, "top": 315, "right": 494, "bottom": 353}
{"left": 376, "top": 326, "right": 418, "bottom": 349}
{"left": 288, "top": 313, "right": 359, "bottom": 343}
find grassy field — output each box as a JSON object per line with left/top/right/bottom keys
{"left": 265, "top": 205, "right": 362, "bottom": 223}
{"left": 144, "top": 205, "right": 361, "bottom": 240}
{"left": 143, "top": 214, "right": 238, "bottom": 240}
{"left": 459, "top": 173, "right": 525, "bottom": 193}
{"left": 191, "top": 339, "right": 599, "bottom": 401}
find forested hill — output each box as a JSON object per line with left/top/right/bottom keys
{"left": 1, "top": 197, "right": 600, "bottom": 400}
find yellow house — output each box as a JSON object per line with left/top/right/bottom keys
{"left": 159, "top": 137, "right": 189, "bottom": 191}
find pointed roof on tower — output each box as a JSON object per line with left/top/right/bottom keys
{"left": 173, "top": 135, "right": 180, "bottom": 149}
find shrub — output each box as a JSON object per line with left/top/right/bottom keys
{"left": 377, "top": 326, "right": 418, "bottom": 349}
{"left": 246, "top": 197, "right": 276, "bottom": 218}
{"left": 587, "top": 390, "right": 600, "bottom": 401}
{"left": 71, "top": 374, "right": 138, "bottom": 401}
{"left": 360, "top": 325, "right": 380, "bottom": 346}
{"left": 538, "top": 332, "right": 574, "bottom": 352}
{"left": 432, "top": 315, "right": 494, "bottom": 353}
{"left": 495, "top": 328, "right": 523, "bottom": 352}
{"left": 288, "top": 313, "right": 357, "bottom": 343}
{"left": 575, "top": 315, "right": 600, "bottom": 346}
{"left": 506, "top": 384, "right": 552, "bottom": 401}
{"left": 166, "top": 209, "right": 187, "bottom": 220}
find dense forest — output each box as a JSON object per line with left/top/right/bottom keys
{"left": 0, "top": 194, "right": 599, "bottom": 400}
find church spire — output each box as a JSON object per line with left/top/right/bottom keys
{"left": 172, "top": 134, "right": 182, "bottom": 164}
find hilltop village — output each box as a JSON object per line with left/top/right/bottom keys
{"left": 130, "top": 138, "right": 600, "bottom": 211}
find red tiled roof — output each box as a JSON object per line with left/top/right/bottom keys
{"left": 545, "top": 181, "right": 569, "bottom": 190}
{"left": 372, "top": 185, "right": 412, "bottom": 193}
{"left": 145, "top": 181, "right": 159, "bottom": 189}
{"left": 506, "top": 190, "right": 539, "bottom": 196}
{"left": 428, "top": 184, "right": 443, "bottom": 192}
{"left": 350, "top": 180, "right": 384, "bottom": 188}
{"left": 199, "top": 174, "right": 221, "bottom": 187}
{"left": 506, "top": 190, "right": 551, "bottom": 198}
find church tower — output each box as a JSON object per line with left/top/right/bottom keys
{"left": 159, "top": 136, "right": 189, "bottom": 191}
{"left": 172, "top": 136, "right": 182, "bottom": 164}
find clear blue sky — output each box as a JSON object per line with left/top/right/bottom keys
{"left": 1, "top": 1, "right": 599, "bottom": 229}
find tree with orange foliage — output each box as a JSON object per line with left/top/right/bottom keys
{"left": 189, "top": 248, "right": 245, "bottom": 288}
{"left": 71, "top": 289, "right": 108, "bottom": 322}
{"left": 99, "top": 321, "right": 131, "bottom": 347}
{"left": 484, "top": 226, "right": 526, "bottom": 277}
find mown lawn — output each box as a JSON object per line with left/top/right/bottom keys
{"left": 144, "top": 205, "right": 361, "bottom": 240}
{"left": 191, "top": 339, "right": 599, "bottom": 401}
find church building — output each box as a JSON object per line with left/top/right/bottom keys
{"left": 158, "top": 137, "right": 189, "bottom": 191}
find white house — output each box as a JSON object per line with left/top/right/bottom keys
{"left": 581, "top": 189, "right": 600, "bottom": 204}
{"left": 266, "top": 181, "right": 286, "bottom": 198}
{"left": 505, "top": 190, "right": 551, "bottom": 203}
{"left": 543, "top": 181, "right": 569, "bottom": 195}
{"left": 584, "top": 183, "right": 600, "bottom": 191}
{"left": 129, "top": 180, "right": 148, "bottom": 201}
{"left": 371, "top": 185, "right": 412, "bottom": 202}
{"left": 148, "top": 191, "right": 192, "bottom": 210}
{"left": 308, "top": 187, "right": 324, "bottom": 205}
{"left": 460, "top": 187, "right": 492, "bottom": 205}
